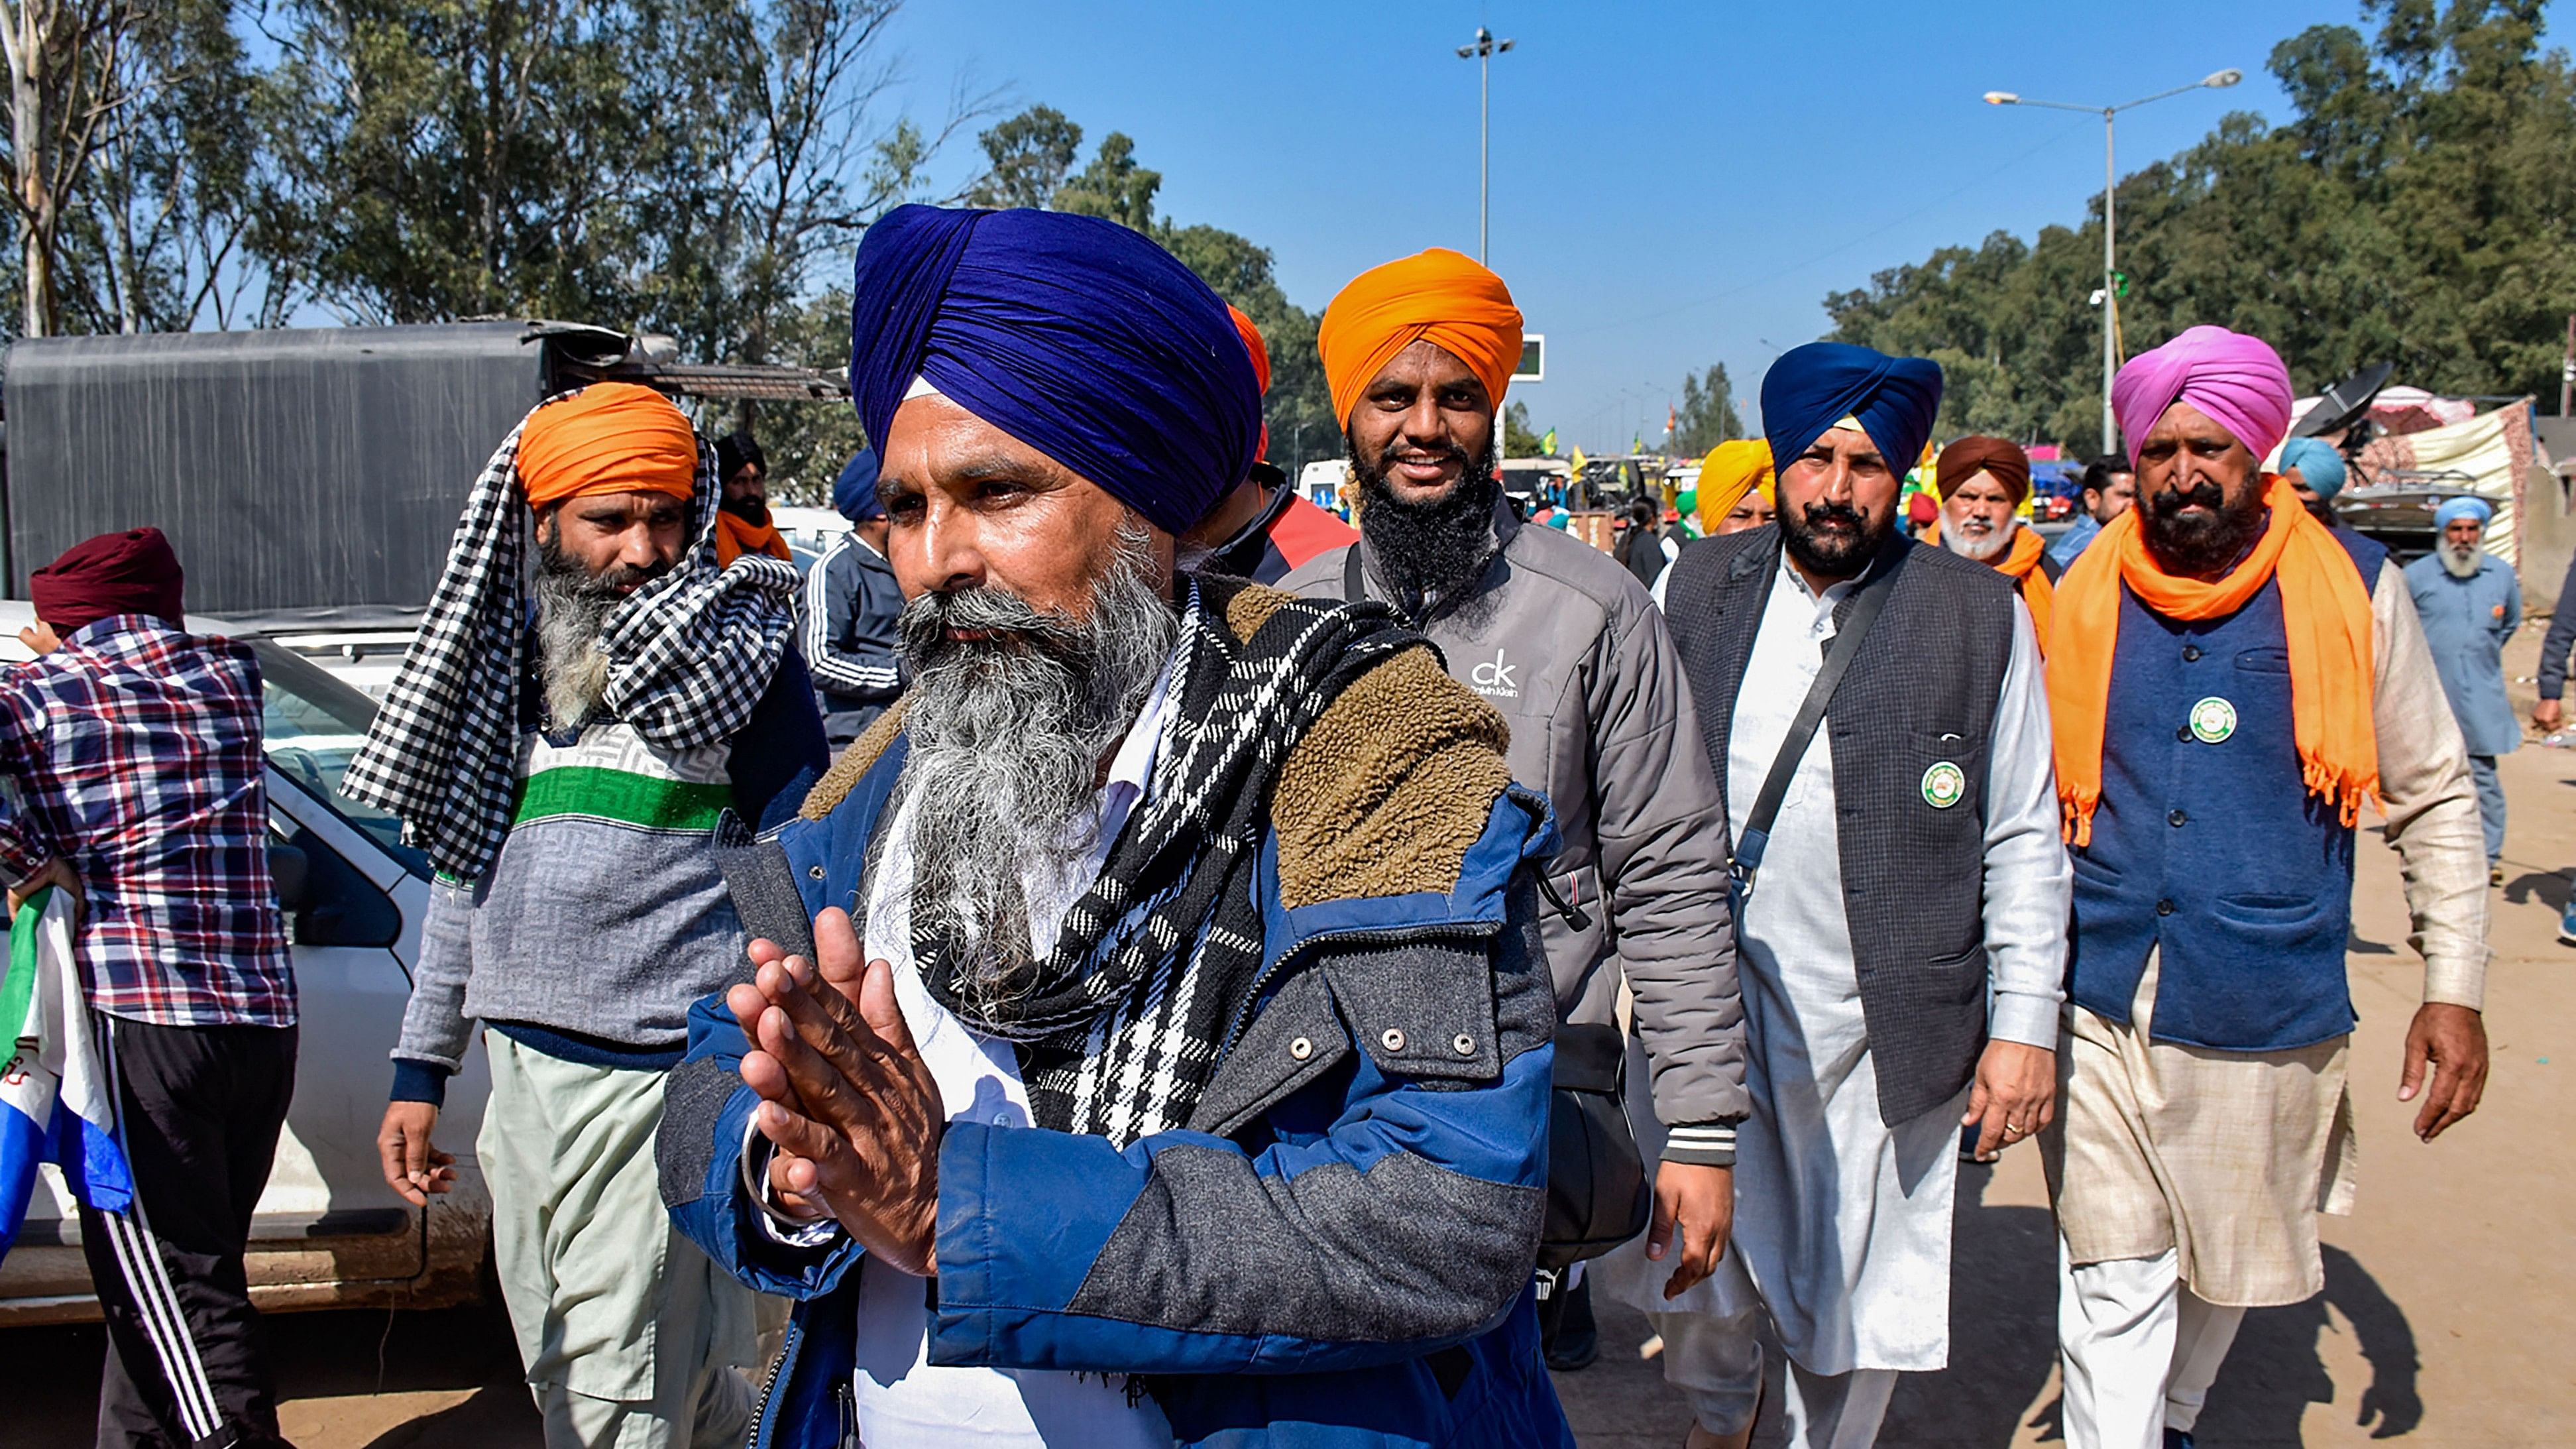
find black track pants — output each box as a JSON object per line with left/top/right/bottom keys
{"left": 77, "top": 1017, "right": 298, "bottom": 1449}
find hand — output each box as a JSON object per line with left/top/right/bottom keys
{"left": 1644, "top": 1160, "right": 1733, "bottom": 1299}
{"left": 2536, "top": 698, "right": 2563, "bottom": 733}
{"left": 16, "top": 621, "right": 59, "bottom": 656}
{"left": 377, "top": 1101, "right": 455, "bottom": 1206}
{"left": 7, "top": 858, "right": 80, "bottom": 923}
{"left": 2399, "top": 1002, "right": 2487, "bottom": 1141}
{"left": 1963, "top": 1039, "right": 2056, "bottom": 1161}
{"left": 725, "top": 908, "right": 945, "bottom": 1275}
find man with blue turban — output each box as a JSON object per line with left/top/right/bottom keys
{"left": 656, "top": 205, "right": 1572, "bottom": 1447}
{"left": 798, "top": 448, "right": 905, "bottom": 743}
{"left": 2406, "top": 494, "right": 2520, "bottom": 882}
{"left": 1600, "top": 341, "right": 2070, "bottom": 1449}
{"left": 2278, "top": 436, "right": 2350, "bottom": 526}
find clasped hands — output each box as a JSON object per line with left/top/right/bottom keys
{"left": 726, "top": 907, "right": 946, "bottom": 1277}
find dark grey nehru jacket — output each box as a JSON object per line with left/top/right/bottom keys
{"left": 1661, "top": 526, "right": 2019, "bottom": 1127}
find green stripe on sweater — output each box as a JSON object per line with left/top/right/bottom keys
{"left": 512, "top": 768, "right": 734, "bottom": 833}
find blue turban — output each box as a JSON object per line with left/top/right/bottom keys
{"left": 2278, "top": 437, "right": 2348, "bottom": 500}
{"left": 2434, "top": 495, "right": 2492, "bottom": 531}
{"left": 847, "top": 205, "right": 1260, "bottom": 536}
{"left": 1760, "top": 342, "right": 1944, "bottom": 481}
{"left": 832, "top": 449, "right": 883, "bottom": 522}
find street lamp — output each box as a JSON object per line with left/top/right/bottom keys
{"left": 1457, "top": 27, "right": 1515, "bottom": 265}
{"left": 1984, "top": 68, "right": 2240, "bottom": 454}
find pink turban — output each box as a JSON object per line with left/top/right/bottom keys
{"left": 2109, "top": 325, "right": 2293, "bottom": 469}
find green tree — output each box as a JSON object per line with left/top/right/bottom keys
{"left": 964, "top": 104, "right": 1081, "bottom": 209}
{"left": 1824, "top": 0, "right": 2576, "bottom": 449}
{"left": 1503, "top": 400, "right": 1547, "bottom": 457}
{"left": 1672, "top": 363, "right": 1743, "bottom": 455}
{"left": 1056, "top": 132, "right": 1159, "bottom": 231}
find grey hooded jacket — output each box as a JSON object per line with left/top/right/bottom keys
{"left": 1281, "top": 500, "right": 1749, "bottom": 1157}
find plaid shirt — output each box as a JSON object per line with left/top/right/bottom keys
{"left": 0, "top": 615, "right": 294, "bottom": 1026}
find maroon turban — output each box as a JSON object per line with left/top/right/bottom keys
{"left": 1934, "top": 435, "right": 2033, "bottom": 504}
{"left": 30, "top": 528, "right": 185, "bottom": 636}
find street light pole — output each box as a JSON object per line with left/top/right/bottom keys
{"left": 1985, "top": 68, "right": 2241, "bottom": 455}
{"left": 1457, "top": 27, "right": 1515, "bottom": 265}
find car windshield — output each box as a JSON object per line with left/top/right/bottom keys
{"left": 249, "top": 638, "right": 429, "bottom": 878}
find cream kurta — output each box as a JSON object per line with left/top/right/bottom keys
{"left": 1603, "top": 558, "right": 2069, "bottom": 1375}
{"left": 2049, "top": 559, "right": 2490, "bottom": 1306}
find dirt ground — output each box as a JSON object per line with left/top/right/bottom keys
{"left": 7, "top": 636, "right": 2574, "bottom": 1448}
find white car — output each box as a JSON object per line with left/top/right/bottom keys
{"left": 0, "top": 603, "right": 491, "bottom": 1326}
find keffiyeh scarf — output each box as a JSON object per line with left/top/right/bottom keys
{"left": 344, "top": 389, "right": 799, "bottom": 882}
{"left": 917, "top": 575, "right": 1420, "bottom": 1147}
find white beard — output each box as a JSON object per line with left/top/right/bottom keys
{"left": 1942, "top": 515, "right": 2016, "bottom": 564}
{"left": 2441, "top": 542, "right": 2483, "bottom": 579}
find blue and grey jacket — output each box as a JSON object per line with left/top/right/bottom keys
{"left": 657, "top": 605, "right": 1573, "bottom": 1449}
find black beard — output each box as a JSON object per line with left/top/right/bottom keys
{"left": 1779, "top": 496, "right": 1889, "bottom": 580}
{"left": 1351, "top": 434, "right": 1501, "bottom": 609}
{"left": 722, "top": 493, "right": 771, "bottom": 528}
{"left": 2140, "top": 480, "right": 2267, "bottom": 577}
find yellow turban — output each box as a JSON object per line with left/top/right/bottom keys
{"left": 1317, "top": 249, "right": 1523, "bottom": 426}
{"left": 516, "top": 382, "right": 699, "bottom": 510}
{"left": 1695, "top": 439, "right": 1774, "bottom": 534}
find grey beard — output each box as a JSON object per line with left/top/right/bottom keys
{"left": 2443, "top": 542, "right": 2483, "bottom": 579}
{"left": 1941, "top": 516, "right": 2015, "bottom": 563}
{"left": 533, "top": 561, "right": 616, "bottom": 730}
{"left": 896, "top": 516, "right": 1178, "bottom": 1014}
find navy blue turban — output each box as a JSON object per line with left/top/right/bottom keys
{"left": 1761, "top": 342, "right": 1944, "bottom": 481}
{"left": 833, "top": 449, "right": 883, "bottom": 522}
{"left": 848, "top": 204, "right": 1260, "bottom": 536}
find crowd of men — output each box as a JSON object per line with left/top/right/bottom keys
{"left": 8, "top": 200, "right": 2535, "bottom": 1449}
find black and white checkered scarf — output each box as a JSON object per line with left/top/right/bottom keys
{"left": 344, "top": 388, "right": 798, "bottom": 882}
{"left": 917, "top": 575, "right": 1420, "bottom": 1147}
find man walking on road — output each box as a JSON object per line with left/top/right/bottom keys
{"left": 1936, "top": 435, "right": 2058, "bottom": 652}
{"left": 1604, "top": 342, "right": 2070, "bottom": 1449}
{"left": 1280, "top": 247, "right": 1748, "bottom": 1372}
{"left": 2045, "top": 325, "right": 2490, "bottom": 1449}
{"left": 2404, "top": 495, "right": 2520, "bottom": 884}
{"left": 660, "top": 203, "right": 1569, "bottom": 1447}
{"left": 0, "top": 528, "right": 298, "bottom": 1449}
{"left": 2049, "top": 456, "right": 2138, "bottom": 571}
{"left": 353, "top": 382, "right": 828, "bottom": 1447}
{"left": 801, "top": 449, "right": 906, "bottom": 744}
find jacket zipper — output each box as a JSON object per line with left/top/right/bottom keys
{"left": 746, "top": 1315, "right": 795, "bottom": 1449}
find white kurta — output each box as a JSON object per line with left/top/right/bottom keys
{"left": 1610, "top": 557, "right": 2068, "bottom": 1377}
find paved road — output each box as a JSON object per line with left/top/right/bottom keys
{"left": 10, "top": 637, "right": 2575, "bottom": 1448}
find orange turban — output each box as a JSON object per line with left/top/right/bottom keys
{"left": 1695, "top": 439, "right": 1774, "bottom": 533}
{"left": 1229, "top": 304, "right": 1273, "bottom": 461}
{"left": 1317, "top": 249, "right": 1522, "bottom": 426}
{"left": 516, "top": 382, "right": 699, "bottom": 509}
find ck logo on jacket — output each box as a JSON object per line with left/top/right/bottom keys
{"left": 1469, "top": 648, "right": 1521, "bottom": 699}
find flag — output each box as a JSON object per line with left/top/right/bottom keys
{"left": 1541, "top": 428, "right": 1557, "bottom": 456}
{"left": 1, "top": 888, "right": 134, "bottom": 1257}
{"left": 1665, "top": 405, "right": 1677, "bottom": 439}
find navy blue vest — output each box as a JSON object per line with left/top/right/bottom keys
{"left": 2068, "top": 532, "right": 2386, "bottom": 1052}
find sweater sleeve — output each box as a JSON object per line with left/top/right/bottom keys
{"left": 803, "top": 542, "right": 905, "bottom": 702}
{"left": 390, "top": 877, "right": 480, "bottom": 1102}
{"left": 2369, "top": 564, "right": 2491, "bottom": 1009}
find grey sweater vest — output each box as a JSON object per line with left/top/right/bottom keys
{"left": 1663, "top": 527, "right": 2018, "bottom": 1126}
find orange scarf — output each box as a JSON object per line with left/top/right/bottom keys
{"left": 2047, "top": 476, "right": 2377, "bottom": 845}
{"left": 1993, "top": 525, "right": 2055, "bottom": 655}
{"left": 714, "top": 509, "right": 792, "bottom": 567}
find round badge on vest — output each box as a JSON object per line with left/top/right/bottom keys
{"left": 1921, "top": 760, "right": 1966, "bottom": 809}
{"left": 2188, "top": 696, "right": 2237, "bottom": 745}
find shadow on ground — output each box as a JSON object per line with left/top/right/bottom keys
{"left": 1559, "top": 1163, "right": 2428, "bottom": 1447}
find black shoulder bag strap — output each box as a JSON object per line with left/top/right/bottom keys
{"left": 1729, "top": 547, "right": 1904, "bottom": 911}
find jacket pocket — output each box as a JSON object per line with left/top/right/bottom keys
{"left": 1927, "top": 942, "right": 1988, "bottom": 1006}
{"left": 2235, "top": 646, "right": 2291, "bottom": 674}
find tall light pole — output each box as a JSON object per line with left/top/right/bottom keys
{"left": 1457, "top": 27, "right": 1515, "bottom": 265}
{"left": 1984, "top": 69, "right": 2241, "bottom": 454}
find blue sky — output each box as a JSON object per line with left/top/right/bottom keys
{"left": 875, "top": 0, "right": 2569, "bottom": 451}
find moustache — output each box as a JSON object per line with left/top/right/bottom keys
{"left": 1376, "top": 439, "right": 1471, "bottom": 475}
{"left": 2149, "top": 480, "right": 2228, "bottom": 517}
{"left": 1801, "top": 500, "right": 1866, "bottom": 532}
{"left": 898, "top": 585, "right": 1086, "bottom": 664}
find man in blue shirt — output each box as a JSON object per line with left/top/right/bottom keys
{"left": 2047, "top": 455, "right": 2137, "bottom": 571}
{"left": 2404, "top": 494, "right": 2522, "bottom": 883}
